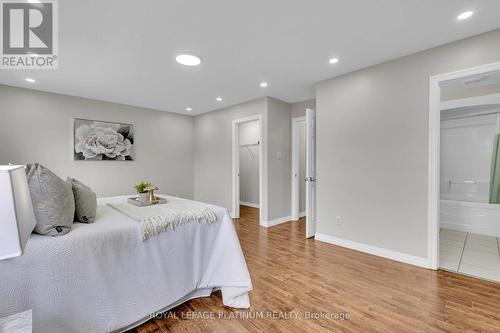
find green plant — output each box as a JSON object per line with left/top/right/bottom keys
{"left": 135, "top": 181, "right": 150, "bottom": 193}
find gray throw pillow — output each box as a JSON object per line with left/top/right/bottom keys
{"left": 67, "top": 178, "right": 97, "bottom": 223}
{"left": 25, "top": 163, "right": 75, "bottom": 236}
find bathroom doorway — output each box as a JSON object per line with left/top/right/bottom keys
{"left": 429, "top": 63, "right": 500, "bottom": 282}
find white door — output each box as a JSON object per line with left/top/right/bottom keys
{"left": 305, "top": 108, "right": 317, "bottom": 238}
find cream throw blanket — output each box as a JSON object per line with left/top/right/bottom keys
{"left": 106, "top": 196, "right": 217, "bottom": 240}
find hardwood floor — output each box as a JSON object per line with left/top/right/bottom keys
{"left": 131, "top": 206, "right": 500, "bottom": 333}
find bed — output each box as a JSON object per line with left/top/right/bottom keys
{"left": 0, "top": 195, "right": 252, "bottom": 333}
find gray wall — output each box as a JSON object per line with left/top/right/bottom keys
{"left": 0, "top": 85, "right": 194, "bottom": 198}
{"left": 239, "top": 120, "right": 260, "bottom": 205}
{"left": 193, "top": 98, "right": 268, "bottom": 218}
{"left": 316, "top": 29, "right": 500, "bottom": 259}
{"left": 267, "top": 98, "right": 292, "bottom": 220}
{"left": 193, "top": 96, "right": 293, "bottom": 221}
{"left": 291, "top": 99, "right": 316, "bottom": 118}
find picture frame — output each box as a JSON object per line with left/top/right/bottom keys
{"left": 73, "top": 118, "right": 135, "bottom": 161}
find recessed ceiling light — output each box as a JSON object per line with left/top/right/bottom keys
{"left": 216, "top": 97, "right": 223, "bottom": 102}
{"left": 25, "top": 78, "right": 36, "bottom": 83}
{"left": 260, "top": 82, "right": 268, "bottom": 88}
{"left": 175, "top": 54, "right": 201, "bottom": 66}
{"left": 457, "top": 11, "right": 474, "bottom": 20}
{"left": 186, "top": 107, "right": 192, "bottom": 111}
{"left": 329, "top": 58, "right": 339, "bottom": 64}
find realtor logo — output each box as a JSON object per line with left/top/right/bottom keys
{"left": 1, "top": 0, "right": 58, "bottom": 69}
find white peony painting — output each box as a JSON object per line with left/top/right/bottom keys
{"left": 74, "top": 119, "right": 135, "bottom": 161}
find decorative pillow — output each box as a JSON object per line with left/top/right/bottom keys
{"left": 67, "top": 177, "right": 97, "bottom": 223}
{"left": 25, "top": 163, "right": 75, "bottom": 236}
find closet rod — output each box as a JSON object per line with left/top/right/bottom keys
{"left": 239, "top": 142, "right": 260, "bottom": 147}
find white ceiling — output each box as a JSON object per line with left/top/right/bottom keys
{"left": 2, "top": 0, "right": 500, "bottom": 115}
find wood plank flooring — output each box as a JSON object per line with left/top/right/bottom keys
{"left": 131, "top": 206, "right": 500, "bottom": 332}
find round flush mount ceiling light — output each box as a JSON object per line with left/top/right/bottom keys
{"left": 25, "top": 78, "right": 36, "bottom": 83}
{"left": 457, "top": 11, "right": 474, "bottom": 20}
{"left": 260, "top": 82, "right": 268, "bottom": 88}
{"left": 216, "top": 97, "right": 223, "bottom": 102}
{"left": 175, "top": 54, "right": 201, "bottom": 66}
{"left": 329, "top": 57, "right": 339, "bottom": 64}
{"left": 186, "top": 107, "right": 192, "bottom": 111}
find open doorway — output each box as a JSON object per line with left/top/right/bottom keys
{"left": 232, "top": 115, "right": 263, "bottom": 224}
{"left": 429, "top": 62, "right": 500, "bottom": 282}
{"left": 291, "top": 116, "right": 306, "bottom": 221}
{"left": 291, "top": 109, "right": 317, "bottom": 238}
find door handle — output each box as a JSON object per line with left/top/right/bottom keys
{"left": 309, "top": 177, "right": 316, "bottom": 182}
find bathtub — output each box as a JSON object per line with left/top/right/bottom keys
{"left": 440, "top": 180, "right": 500, "bottom": 237}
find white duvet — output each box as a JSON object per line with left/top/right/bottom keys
{"left": 0, "top": 196, "right": 252, "bottom": 333}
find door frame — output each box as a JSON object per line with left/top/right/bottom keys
{"left": 291, "top": 116, "right": 306, "bottom": 221}
{"left": 232, "top": 114, "right": 264, "bottom": 225}
{"left": 428, "top": 61, "right": 500, "bottom": 270}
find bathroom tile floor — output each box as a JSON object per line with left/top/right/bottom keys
{"left": 440, "top": 228, "right": 500, "bottom": 282}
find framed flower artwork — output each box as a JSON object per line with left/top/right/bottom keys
{"left": 74, "top": 119, "right": 135, "bottom": 161}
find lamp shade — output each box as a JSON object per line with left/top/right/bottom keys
{"left": 0, "top": 165, "right": 36, "bottom": 260}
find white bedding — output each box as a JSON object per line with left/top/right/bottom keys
{"left": 0, "top": 196, "right": 252, "bottom": 333}
{"left": 106, "top": 196, "right": 218, "bottom": 240}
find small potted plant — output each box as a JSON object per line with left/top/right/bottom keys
{"left": 135, "top": 181, "right": 151, "bottom": 204}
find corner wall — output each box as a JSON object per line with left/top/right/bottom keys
{"left": 291, "top": 99, "right": 316, "bottom": 118}
{"left": 193, "top": 98, "right": 269, "bottom": 219}
{"left": 267, "top": 98, "right": 292, "bottom": 221}
{"left": 193, "top": 96, "right": 296, "bottom": 223}
{"left": 315, "top": 29, "right": 500, "bottom": 262}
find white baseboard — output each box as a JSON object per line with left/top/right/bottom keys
{"left": 314, "top": 233, "right": 432, "bottom": 269}
{"left": 290, "top": 211, "right": 306, "bottom": 221}
{"left": 440, "top": 222, "right": 500, "bottom": 237}
{"left": 240, "top": 201, "right": 260, "bottom": 209}
{"left": 261, "top": 216, "right": 291, "bottom": 228}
